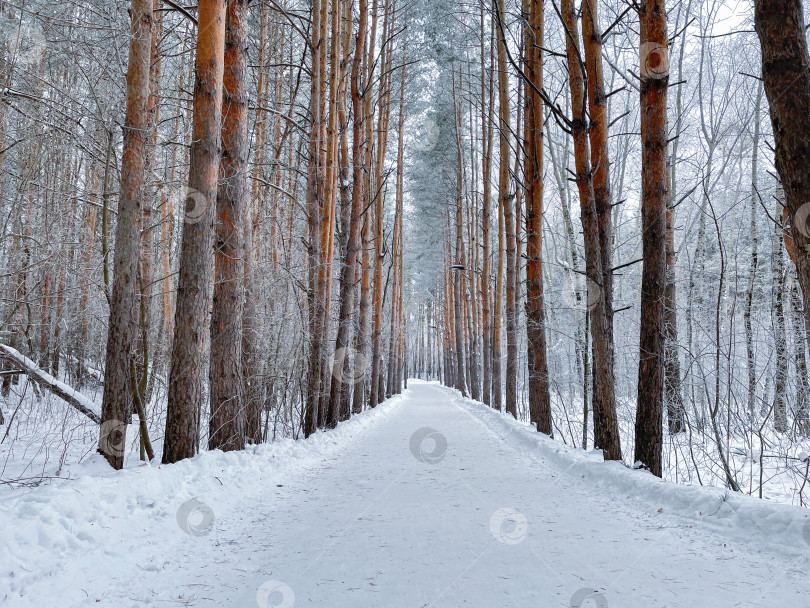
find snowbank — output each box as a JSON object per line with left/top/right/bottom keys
{"left": 438, "top": 383, "right": 810, "bottom": 556}
{"left": 0, "top": 393, "right": 407, "bottom": 605}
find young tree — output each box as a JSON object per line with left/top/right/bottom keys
{"left": 389, "top": 59, "right": 407, "bottom": 398}
{"left": 664, "top": 163, "right": 685, "bottom": 434}
{"left": 772, "top": 194, "right": 788, "bottom": 432}
{"left": 452, "top": 66, "right": 468, "bottom": 397}
{"left": 744, "top": 84, "right": 763, "bottom": 419}
{"left": 666, "top": 0, "right": 692, "bottom": 434}
{"left": 241, "top": 1, "right": 274, "bottom": 444}
{"left": 480, "top": 7, "right": 494, "bottom": 406}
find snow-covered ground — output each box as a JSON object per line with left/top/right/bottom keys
{"left": 1, "top": 380, "right": 808, "bottom": 607}
{"left": 542, "top": 387, "right": 810, "bottom": 508}
{"left": 3, "top": 369, "right": 808, "bottom": 510}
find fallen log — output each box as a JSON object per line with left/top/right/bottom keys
{"left": 0, "top": 344, "right": 101, "bottom": 424}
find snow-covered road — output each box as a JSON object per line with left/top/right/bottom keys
{"left": 4, "top": 381, "right": 808, "bottom": 607}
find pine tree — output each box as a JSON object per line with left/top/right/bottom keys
{"left": 163, "top": 0, "right": 227, "bottom": 463}
{"left": 98, "top": 0, "right": 153, "bottom": 469}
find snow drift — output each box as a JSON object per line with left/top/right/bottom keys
{"left": 440, "top": 382, "right": 810, "bottom": 557}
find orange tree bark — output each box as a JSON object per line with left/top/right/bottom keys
{"left": 163, "top": 0, "right": 226, "bottom": 463}
{"left": 582, "top": 0, "right": 615, "bottom": 427}
{"left": 523, "top": 0, "right": 552, "bottom": 435}
{"left": 562, "top": 0, "right": 622, "bottom": 461}
{"left": 582, "top": 0, "right": 613, "bottom": 333}
{"left": 754, "top": 0, "right": 810, "bottom": 343}
{"left": 209, "top": 0, "right": 248, "bottom": 452}
{"left": 634, "top": 0, "right": 669, "bottom": 476}
{"left": 99, "top": 0, "right": 152, "bottom": 469}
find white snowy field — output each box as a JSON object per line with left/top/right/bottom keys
{"left": 1, "top": 380, "right": 809, "bottom": 607}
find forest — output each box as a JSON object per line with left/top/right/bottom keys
{"left": 2, "top": 0, "right": 810, "bottom": 510}
{"left": 5, "top": 0, "right": 810, "bottom": 605}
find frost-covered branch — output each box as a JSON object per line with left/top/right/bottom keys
{"left": 0, "top": 344, "right": 101, "bottom": 424}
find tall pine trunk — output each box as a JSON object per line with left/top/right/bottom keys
{"left": 523, "top": 0, "right": 552, "bottom": 434}
{"left": 304, "top": 0, "right": 326, "bottom": 436}
{"left": 582, "top": 0, "right": 614, "bottom": 427}
{"left": 99, "top": 0, "right": 152, "bottom": 469}
{"left": 209, "top": 0, "right": 248, "bottom": 452}
{"left": 353, "top": 2, "right": 377, "bottom": 414}
{"left": 634, "top": 0, "right": 669, "bottom": 476}
{"left": 495, "top": 0, "right": 516, "bottom": 417}
{"left": 328, "top": 0, "right": 366, "bottom": 426}
{"left": 562, "top": 0, "right": 622, "bottom": 461}
{"left": 163, "top": 0, "right": 226, "bottom": 463}
{"left": 346, "top": 0, "right": 369, "bottom": 417}
{"left": 755, "top": 0, "right": 810, "bottom": 343}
